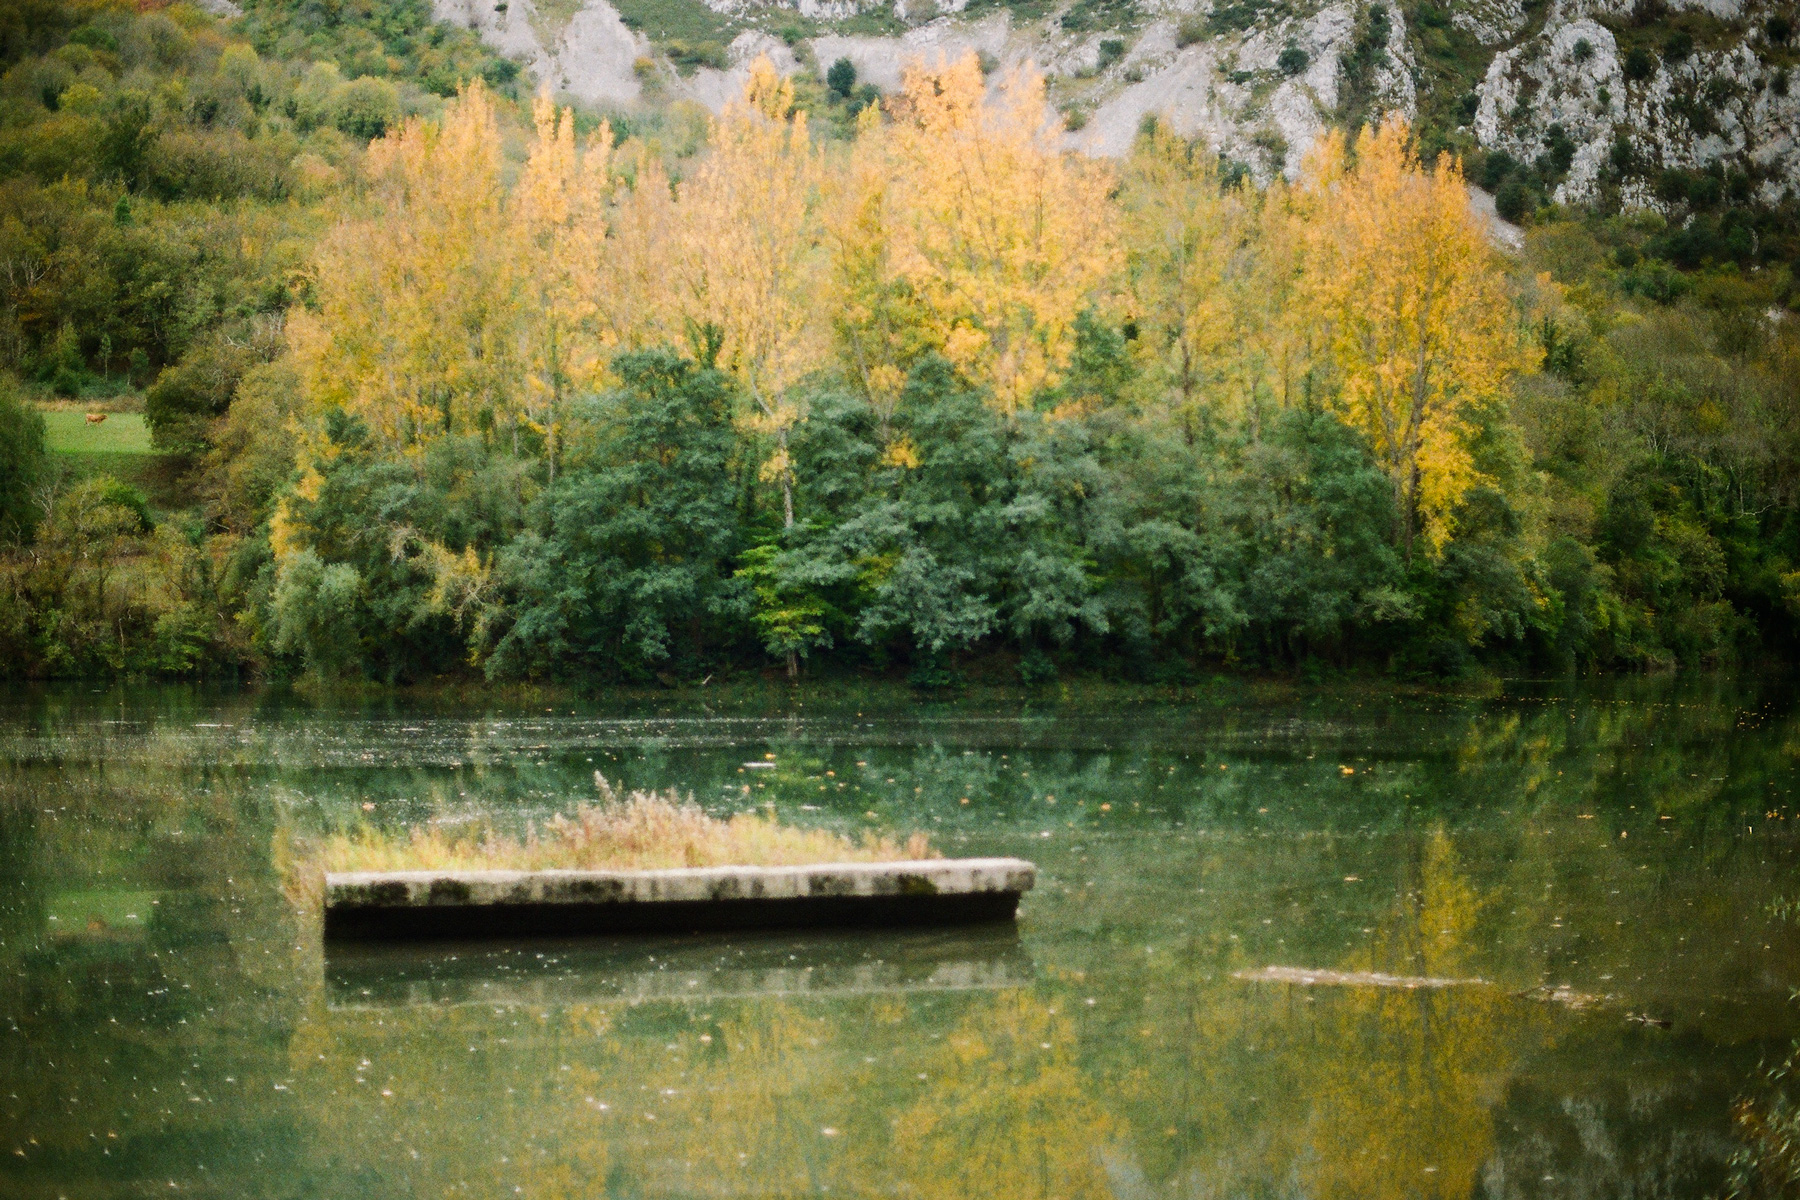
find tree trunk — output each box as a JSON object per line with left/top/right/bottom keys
{"left": 786, "top": 648, "right": 798, "bottom": 679}
{"left": 779, "top": 426, "right": 794, "bottom": 530}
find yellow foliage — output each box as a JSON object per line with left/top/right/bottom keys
{"left": 854, "top": 52, "right": 1119, "bottom": 413}
{"left": 290, "top": 81, "right": 516, "bottom": 453}
{"left": 288, "top": 70, "right": 1537, "bottom": 566}
{"left": 670, "top": 57, "right": 823, "bottom": 524}
{"left": 1296, "top": 118, "right": 1536, "bottom": 553}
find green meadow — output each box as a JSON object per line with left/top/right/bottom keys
{"left": 40, "top": 411, "right": 153, "bottom": 456}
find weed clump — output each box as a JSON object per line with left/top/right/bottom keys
{"left": 304, "top": 774, "right": 934, "bottom": 879}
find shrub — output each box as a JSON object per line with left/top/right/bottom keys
{"left": 1538, "top": 123, "right": 1576, "bottom": 179}
{"left": 827, "top": 56, "right": 856, "bottom": 96}
{"left": 333, "top": 76, "right": 400, "bottom": 140}
{"left": 1018, "top": 647, "right": 1057, "bottom": 685}
{"left": 1767, "top": 14, "right": 1793, "bottom": 43}
{"left": 1623, "top": 46, "right": 1656, "bottom": 81}
{"left": 0, "top": 376, "right": 48, "bottom": 544}
{"left": 1278, "top": 43, "right": 1309, "bottom": 75}
{"left": 145, "top": 336, "right": 260, "bottom": 452}
{"left": 1207, "top": 0, "right": 1268, "bottom": 34}
{"left": 1664, "top": 31, "right": 1693, "bottom": 61}
{"left": 1495, "top": 177, "right": 1532, "bottom": 223}
{"left": 271, "top": 549, "right": 365, "bottom": 677}
{"left": 302, "top": 778, "right": 934, "bottom": 881}
{"left": 665, "top": 40, "right": 728, "bottom": 73}
{"left": 1099, "top": 38, "right": 1126, "bottom": 68}
{"left": 68, "top": 25, "right": 117, "bottom": 52}
{"left": 1608, "top": 133, "right": 1635, "bottom": 175}
{"left": 1480, "top": 150, "right": 1519, "bottom": 191}
{"left": 1573, "top": 37, "right": 1593, "bottom": 62}
{"left": 1176, "top": 15, "right": 1207, "bottom": 48}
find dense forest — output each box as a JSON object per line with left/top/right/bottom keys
{"left": 1, "top": 0, "right": 1799, "bottom": 685}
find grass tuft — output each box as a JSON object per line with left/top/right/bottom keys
{"left": 306, "top": 774, "right": 934, "bottom": 878}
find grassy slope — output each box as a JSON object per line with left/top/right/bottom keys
{"left": 41, "top": 411, "right": 153, "bottom": 455}
{"left": 37, "top": 409, "right": 191, "bottom": 509}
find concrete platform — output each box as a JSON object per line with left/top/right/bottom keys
{"left": 323, "top": 858, "right": 1036, "bottom": 940}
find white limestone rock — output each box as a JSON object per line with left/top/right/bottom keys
{"left": 1474, "top": 2, "right": 1800, "bottom": 207}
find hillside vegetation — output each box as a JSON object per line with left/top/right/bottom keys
{"left": 0, "top": 0, "right": 1797, "bottom": 684}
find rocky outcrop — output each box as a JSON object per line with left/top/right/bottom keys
{"left": 437, "top": 0, "right": 1800, "bottom": 205}
{"left": 1076, "top": 1, "right": 1417, "bottom": 175}
{"left": 432, "top": 0, "right": 646, "bottom": 106}
{"left": 1475, "top": 0, "right": 1800, "bottom": 206}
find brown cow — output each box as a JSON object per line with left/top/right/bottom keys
{"left": 85, "top": 412, "right": 107, "bottom": 425}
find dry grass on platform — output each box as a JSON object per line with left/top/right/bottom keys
{"left": 311, "top": 774, "right": 932, "bottom": 877}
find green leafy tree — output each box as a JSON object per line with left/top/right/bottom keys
{"left": 0, "top": 375, "right": 48, "bottom": 544}
{"left": 487, "top": 350, "right": 744, "bottom": 680}
{"left": 735, "top": 542, "right": 832, "bottom": 678}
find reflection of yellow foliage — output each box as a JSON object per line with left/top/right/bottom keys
{"left": 1419, "top": 828, "right": 1489, "bottom": 978}
{"left": 283, "top": 984, "right": 1129, "bottom": 1198}
{"left": 1299, "top": 986, "right": 1511, "bottom": 1200}
{"left": 1296, "top": 826, "right": 1515, "bottom": 1200}
{"left": 886, "top": 991, "right": 1122, "bottom": 1199}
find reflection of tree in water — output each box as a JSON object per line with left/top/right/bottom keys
{"left": 286, "top": 986, "right": 1122, "bottom": 1197}
{"left": 884, "top": 990, "right": 1121, "bottom": 1199}
{"left": 1292, "top": 830, "right": 1516, "bottom": 1199}
{"left": 0, "top": 764, "right": 310, "bottom": 1190}
{"left": 1726, "top": 1046, "right": 1800, "bottom": 1199}
{"left": 2, "top": 679, "right": 1797, "bottom": 1197}
{"left": 1724, "top": 897, "right": 1800, "bottom": 1200}
{"left": 1079, "top": 827, "right": 1519, "bottom": 1199}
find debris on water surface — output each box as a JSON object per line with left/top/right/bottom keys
{"left": 1519, "top": 985, "right": 1673, "bottom": 1027}
{"left": 1520, "top": 983, "right": 1611, "bottom": 1010}
{"left": 1233, "top": 966, "right": 1487, "bottom": 989}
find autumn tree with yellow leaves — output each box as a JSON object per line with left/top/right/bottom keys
{"left": 1296, "top": 119, "right": 1536, "bottom": 555}
{"left": 841, "top": 53, "right": 1119, "bottom": 414}
{"left": 668, "top": 60, "right": 822, "bottom": 528}
{"left": 289, "top": 81, "right": 517, "bottom": 454}
{"left": 1121, "top": 121, "right": 1322, "bottom": 435}
{"left": 257, "top": 63, "right": 1633, "bottom": 683}
{"left": 15, "top": 0, "right": 1788, "bottom": 685}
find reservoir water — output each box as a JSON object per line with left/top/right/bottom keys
{"left": 1, "top": 677, "right": 1795, "bottom": 1198}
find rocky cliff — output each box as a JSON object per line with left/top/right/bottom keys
{"left": 436, "top": 0, "right": 1800, "bottom": 206}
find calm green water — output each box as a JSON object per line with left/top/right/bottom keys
{"left": 2, "top": 678, "right": 1796, "bottom": 1199}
